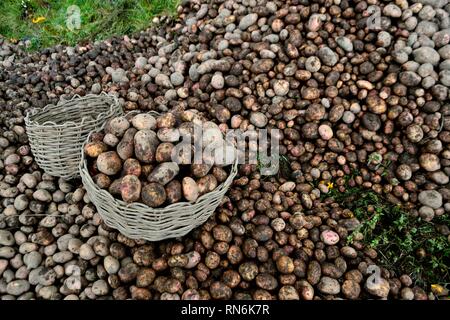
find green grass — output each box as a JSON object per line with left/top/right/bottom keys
{"left": 0, "top": 0, "right": 180, "bottom": 51}
{"left": 325, "top": 186, "right": 450, "bottom": 289}
{"left": 257, "top": 153, "right": 292, "bottom": 180}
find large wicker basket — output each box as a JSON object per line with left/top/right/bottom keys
{"left": 79, "top": 112, "right": 238, "bottom": 241}
{"left": 25, "top": 93, "right": 123, "bottom": 180}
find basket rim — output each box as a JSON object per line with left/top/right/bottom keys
{"left": 25, "top": 92, "right": 120, "bottom": 129}
{"left": 79, "top": 111, "right": 238, "bottom": 213}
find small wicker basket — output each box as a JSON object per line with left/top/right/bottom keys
{"left": 25, "top": 93, "right": 123, "bottom": 180}
{"left": 79, "top": 112, "right": 238, "bottom": 241}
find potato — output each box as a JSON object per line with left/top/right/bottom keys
{"left": 180, "top": 110, "right": 196, "bottom": 122}
{"left": 84, "top": 141, "right": 108, "bottom": 158}
{"left": 97, "top": 151, "right": 122, "bottom": 175}
{"left": 120, "top": 175, "right": 141, "bottom": 203}
{"left": 157, "top": 128, "right": 180, "bottom": 142}
{"left": 182, "top": 177, "right": 199, "bottom": 202}
{"left": 109, "top": 178, "right": 123, "bottom": 196}
{"left": 165, "top": 180, "right": 182, "bottom": 204}
{"left": 123, "top": 158, "right": 141, "bottom": 176}
{"left": 91, "top": 132, "right": 105, "bottom": 142}
{"left": 93, "top": 173, "right": 111, "bottom": 189}
{"left": 107, "top": 116, "right": 130, "bottom": 137}
{"left": 147, "top": 162, "right": 179, "bottom": 186}
{"left": 103, "top": 133, "right": 120, "bottom": 147}
{"left": 156, "top": 112, "right": 176, "bottom": 128}
{"left": 131, "top": 114, "right": 156, "bottom": 130}
{"left": 155, "top": 143, "right": 174, "bottom": 163}
{"left": 141, "top": 182, "right": 166, "bottom": 207}
{"left": 197, "top": 174, "right": 218, "bottom": 195}
{"left": 191, "top": 163, "right": 212, "bottom": 178}
{"left": 117, "top": 128, "right": 137, "bottom": 160}
{"left": 134, "top": 130, "right": 159, "bottom": 163}
{"left": 212, "top": 167, "right": 228, "bottom": 183}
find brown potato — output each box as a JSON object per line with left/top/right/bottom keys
{"left": 90, "top": 132, "right": 105, "bottom": 142}
{"left": 117, "top": 128, "right": 137, "bottom": 160}
{"left": 155, "top": 143, "right": 174, "bottom": 163}
{"left": 106, "top": 116, "right": 130, "bottom": 137}
{"left": 134, "top": 130, "right": 159, "bottom": 163}
{"left": 147, "top": 162, "right": 179, "bottom": 186}
{"left": 165, "top": 180, "right": 182, "bottom": 204}
{"left": 84, "top": 141, "right": 108, "bottom": 158}
{"left": 191, "top": 163, "right": 212, "bottom": 178}
{"left": 93, "top": 173, "right": 111, "bottom": 189}
{"left": 212, "top": 167, "right": 228, "bottom": 183}
{"left": 182, "top": 177, "right": 199, "bottom": 202}
{"left": 109, "top": 178, "right": 123, "bottom": 196}
{"left": 123, "top": 158, "right": 142, "bottom": 176}
{"left": 197, "top": 174, "right": 218, "bottom": 195}
{"left": 156, "top": 113, "right": 176, "bottom": 128}
{"left": 131, "top": 113, "right": 156, "bottom": 130}
{"left": 97, "top": 151, "right": 122, "bottom": 175}
{"left": 141, "top": 182, "right": 166, "bottom": 207}
{"left": 120, "top": 175, "right": 141, "bottom": 203}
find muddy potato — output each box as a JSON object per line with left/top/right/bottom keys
{"left": 134, "top": 130, "right": 159, "bottom": 163}
{"left": 103, "top": 133, "right": 120, "bottom": 147}
{"left": 90, "top": 132, "right": 104, "bottom": 142}
{"left": 212, "top": 167, "right": 228, "bottom": 183}
{"left": 93, "top": 173, "right": 111, "bottom": 189}
{"left": 191, "top": 163, "right": 212, "bottom": 178}
{"left": 155, "top": 143, "right": 174, "bottom": 163}
{"left": 165, "top": 180, "right": 182, "bottom": 204}
{"left": 114, "top": 134, "right": 134, "bottom": 163}
{"left": 97, "top": 151, "right": 122, "bottom": 175}
{"left": 120, "top": 175, "right": 142, "bottom": 203}
{"left": 117, "top": 128, "right": 137, "bottom": 160}
{"left": 131, "top": 114, "right": 156, "bottom": 130}
{"left": 123, "top": 158, "right": 142, "bottom": 176}
{"left": 156, "top": 113, "right": 176, "bottom": 129}
{"left": 297, "top": 280, "right": 314, "bottom": 300}
{"left": 109, "top": 178, "right": 123, "bottom": 196}
{"left": 419, "top": 153, "right": 441, "bottom": 172}
{"left": 197, "top": 175, "right": 218, "bottom": 195}
{"left": 141, "top": 182, "right": 166, "bottom": 207}
{"left": 107, "top": 116, "right": 130, "bottom": 137}
{"left": 84, "top": 141, "right": 108, "bottom": 158}
{"left": 182, "top": 177, "right": 199, "bottom": 202}
{"left": 157, "top": 128, "right": 180, "bottom": 142}
{"left": 147, "top": 162, "right": 179, "bottom": 185}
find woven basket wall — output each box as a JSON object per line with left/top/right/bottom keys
{"left": 79, "top": 112, "right": 238, "bottom": 241}
{"left": 25, "top": 93, "right": 123, "bottom": 180}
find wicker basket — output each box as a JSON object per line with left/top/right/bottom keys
{"left": 79, "top": 112, "right": 238, "bottom": 241}
{"left": 25, "top": 93, "right": 123, "bottom": 180}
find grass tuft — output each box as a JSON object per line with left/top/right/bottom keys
{"left": 326, "top": 186, "right": 450, "bottom": 289}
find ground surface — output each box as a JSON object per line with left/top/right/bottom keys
{"left": 0, "top": 0, "right": 449, "bottom": 300}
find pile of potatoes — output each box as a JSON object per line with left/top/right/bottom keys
{"left": 83, "top": 110, "right": 236, "bottom": 208}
